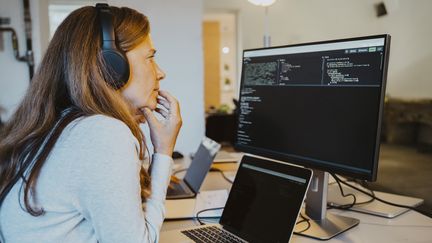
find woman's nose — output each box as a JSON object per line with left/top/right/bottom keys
{"left": 155, "top": 63, "right": 165, "bottom": 81}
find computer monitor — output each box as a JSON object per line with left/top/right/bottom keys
{"left": 235, "top": 35, "right": 390, "bottom": 239}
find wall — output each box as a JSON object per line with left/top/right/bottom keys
{"left": 0, "top": 0, "right": 204, "bottom": 154}
{"left": 0, "top": 0, "right": 50, "bottom": 120}
{"left": 109, "top": 0, "right": 205, "bottom": 154}
{"left": 204, "top": 0, "right": 432, "bottom": 99}
{"left": 0, "top": 0, "right": 42, "bottom": 120}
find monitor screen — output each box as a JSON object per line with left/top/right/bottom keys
{"left": 235, "top": 35, "right": 390, "bottom": 181}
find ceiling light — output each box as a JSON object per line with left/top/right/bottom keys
{"left": 247, "top": 0, "right": 277, "bottom": 7}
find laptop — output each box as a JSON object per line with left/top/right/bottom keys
{"left": 160, "top": 155, "right": 313, "bottom": 243}
{"left": 167, "top": 137, "right": 221, "bottom": 199}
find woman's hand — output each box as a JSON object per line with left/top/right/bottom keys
{"left": 141, "top": 90, "right": 182, "bottom": 156}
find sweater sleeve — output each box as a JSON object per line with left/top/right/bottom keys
{"left": 144, "top": 153, "right": 173, "bottom": 241}
{"left": 72, "top": 116, "right": 172, "bottom": 243}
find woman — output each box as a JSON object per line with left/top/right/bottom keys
{"left": 0, "top": 4, "right": 181, "bottom": 243}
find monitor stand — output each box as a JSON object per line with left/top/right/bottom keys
{"left": 294, "top": 170, "right": 359, "bottom": 240}
{"left": 327, "top": 179, "right": 424, "bottom": 218}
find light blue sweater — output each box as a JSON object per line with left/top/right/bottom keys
{"left": 0, "top": 115, "right": 173, "bottom": 243}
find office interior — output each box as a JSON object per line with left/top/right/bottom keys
{"left": 0, "top": 0, "right": 431, "bottom": 242}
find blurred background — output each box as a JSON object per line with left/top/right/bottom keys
{"left": 0, "top": 0, "right": 431, "bottom": 212}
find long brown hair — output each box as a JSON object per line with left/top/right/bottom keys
{"left": 0, "top": 6, "right": 151, "bottom": 216}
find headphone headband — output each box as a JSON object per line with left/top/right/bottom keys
{"left": 96, "top": 3, "right": 116, "bottom": 49}
{"left": 95, "top": 3, "right": 130, "bottom": 89}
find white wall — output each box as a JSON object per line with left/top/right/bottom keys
{"left": 109, "top": 0, "right": 205, "bottom": 154}
{"left": 0, "top": 0, "right": 205, "bottom": 154}
{"left": 108, "top": 0, "right": 205, "bottom": 154}
{"left": 204, "top": 0, "right": 432, "bottom": 99}
{"left": 0, "top": 0, "right": 37, "bottom": 120}
{"left": 0, "top": 0, "right": 48, "bottom": 120}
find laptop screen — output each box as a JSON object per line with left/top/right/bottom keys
{"left": 220, "top": 155, "right": 312, "bottom": 243}
{"left": 184, "top": 137, "right": 221, "bottom": 193}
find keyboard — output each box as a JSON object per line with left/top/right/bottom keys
{"left": 181, "top": 226, "right": 246, "bottom": 243}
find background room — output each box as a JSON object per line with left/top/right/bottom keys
{"left": 0, "top": 0, "right": 431, "bottom": 216}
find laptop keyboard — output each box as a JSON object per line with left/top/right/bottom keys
{"left": 181, "top": 226, "right": 246, "bottom": 243}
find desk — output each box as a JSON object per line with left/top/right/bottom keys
{"left": 162, "top": 158, "right": 432, "bottom": 243}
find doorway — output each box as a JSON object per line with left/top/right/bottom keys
{"left": 203, "top": 12, "right": 238, "bottom": 114}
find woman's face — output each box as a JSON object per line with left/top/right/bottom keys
{"left": 121, "top": 35, "right": 165, "bottom": 111}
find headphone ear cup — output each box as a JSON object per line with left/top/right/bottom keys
{"left": 101, "top": 49, "right": 130, "bottom": 89}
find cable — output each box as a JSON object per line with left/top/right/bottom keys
{"left": 195, "top": 207, "right": 224, "bottom": 225}
{"left": 328, "top": 173, "right": 357, "bottom": 209}
{"left": 210, "top": 167, "right": 234, "bottom": 184}
{"left": 294, "top": 212, "right": 311, "bottom": 234}
{"left": 331, "top": 173, "right": 432, "bottom": 218}
{"left": 328, "top": 176, "right": 356, "bottom": 185}
{"left": 327, "top": 174, "right": 376, "bottom": 210}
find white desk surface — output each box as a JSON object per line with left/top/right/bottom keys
{"left": 162, "top": 158, "right": 432, "bottom": 243}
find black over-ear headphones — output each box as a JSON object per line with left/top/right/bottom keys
{"left": 96, "top": 3, "right": 130, "bottom": 89}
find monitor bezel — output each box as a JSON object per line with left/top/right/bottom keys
{"left": 234, "top": 34, "right": 391, "bottom": 181}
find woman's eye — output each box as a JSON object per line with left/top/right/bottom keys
{"left": 147, "top": 56, "right": 155, "bottom": 62}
